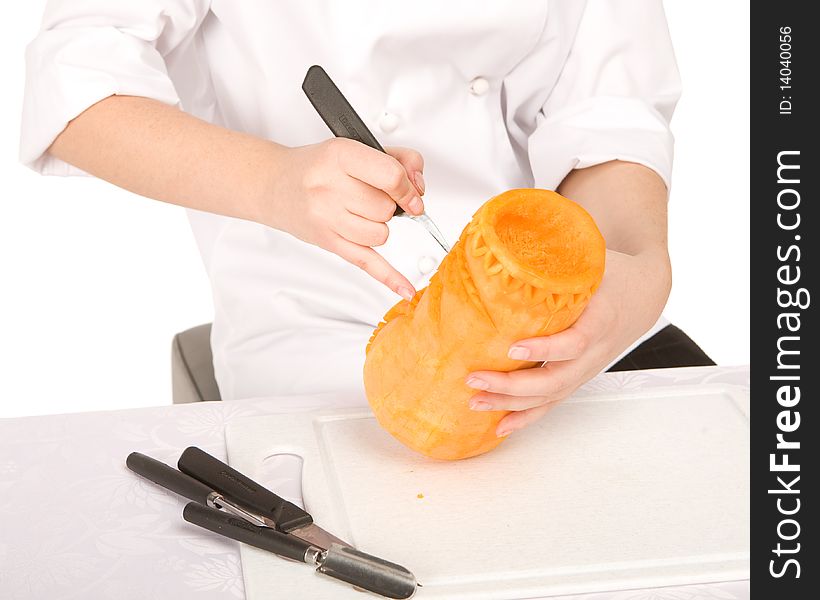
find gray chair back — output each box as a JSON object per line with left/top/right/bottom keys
{"left": 171, "top": 323, "right": 221, "bottom": 403}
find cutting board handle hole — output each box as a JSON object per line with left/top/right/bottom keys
{"left": 259, "top": 453, "right": 306, "bottom": 510}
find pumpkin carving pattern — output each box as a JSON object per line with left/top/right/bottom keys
{"left": 364, "top": 189, "right": 606, "bottom": 460}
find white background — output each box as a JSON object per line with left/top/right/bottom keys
{"left": 0, "top": 2, "right": 749, "bottom": 418}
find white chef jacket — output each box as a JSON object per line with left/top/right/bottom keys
{"left": 21, "top": 0, "right": 681, "bottom": 401}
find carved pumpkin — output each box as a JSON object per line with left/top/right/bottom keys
{"left": 364, "top": 189, "right": 606, "bottom": 460}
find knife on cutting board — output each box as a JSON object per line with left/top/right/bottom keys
{"left": 302, "top": 64, "right": 451, "bottom": 253}
{"left": 126, "top": 449, "right": 418, "bottom": 599}
{"left": 183, "top": 503, "right": 418, "bottom": 599}
{"left": 176, "top": 446, "right": 349, "bottom": 550}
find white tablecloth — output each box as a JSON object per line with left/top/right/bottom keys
{"left": 0, "top": 366, "right": 750, "bottom": 600}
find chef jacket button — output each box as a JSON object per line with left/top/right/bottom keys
{"left": 469, "top": 76, "right": 490, "bottom": 96}
{"left": 417, "top": 256, "right": 437, "bottom": 275}
{"left": 378, "top": 112, "right": 400, "bottom": 133}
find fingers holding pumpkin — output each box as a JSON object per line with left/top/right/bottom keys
{"left": 508, "top": 328, "right": 592, "bottom": 362}
{"left": 468, "top": 391, "right": 560, "bottom": 413}
{"left": 466, "top": 361, "right": 582, "bottom": 398}
{"left": 495, "top": 402, "right": 559, "bottom": 438}
{"left": 509, "top": 303, "right": 611, "bottom": 362}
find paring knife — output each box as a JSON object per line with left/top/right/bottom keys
{"left": 126, "top": 450, "right": 418, "bottom": 599}
{"left": 126, "top": 451, "right": 272, "bottom": 527}
{"left": 302, "top": 64, "right": 451, "bottom": 253}
{"left": 176, "top": 446, "right": 349, "bottom": 551}
{"left": 183, "top": 503, "right": 418, "bottom": 599}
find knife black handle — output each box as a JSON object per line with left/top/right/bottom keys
{"left": 126, "top": 452, "right": 214, "bottom": 505}
{"left": 302, "top": 64, "right": 385, "bottom": 152}
{"left": 178, "top": 446, "right": 313, "bottom": 533}
{"left": 183, "top": 502, "right": 314, "bottom": 563}
{"left": 302, "top": 65, "right": 404, "bottom": 217}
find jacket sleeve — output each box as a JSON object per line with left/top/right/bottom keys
{"left": 20, "top": 0, "right": 211, "bottom": 175}
{"left": 528, "top": 0, "right": 682, "bottom": 190}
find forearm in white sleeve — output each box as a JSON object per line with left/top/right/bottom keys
{"left": 20, "top": 0, "right": 211, "bottom": 175}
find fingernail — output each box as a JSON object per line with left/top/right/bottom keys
{"left": 408, "top": 196, "right": 423, "bottom": 215}
{"left": 413, "top": 171, "right": 426, "bottom": 195}
{"left": 469, "top": 400, "right": 491, "bottom": 411}
{"left": 508, "top": 346, "right": 530, "bottom": 361}
{"left": 398, "top": 286, "right": 415, "bottom": 301}
{"left": 496, "top": 428, "right": 513, "bottom": 438}
{"left": 465, "top": 377, "right": 489, "bottom": 391}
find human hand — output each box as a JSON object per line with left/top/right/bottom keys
{"left": 464, "top": 249, "right": 672, "bottom": 437}
{"left": 268, "top": 138, "right": 425, "bottom": 299}
{"left": 45, "top": 95, "right": 422, "bottom": 298}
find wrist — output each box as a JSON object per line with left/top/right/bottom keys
{"left": 244, "top": 141, "right": 292, "bottom": 229}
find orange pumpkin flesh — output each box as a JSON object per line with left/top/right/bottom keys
{"left": 364, "top": 189, "right": 606, "bottom": 460}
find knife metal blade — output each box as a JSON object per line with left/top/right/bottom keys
{"left": 409, "top": 213, "right": 450, "bottom": 253}
{"left": 287, "top": 521, "right": 350, "bottom": 552}
{"left": 177, "top": 446, "right": 353, "bottom": 551}
{"left": 184, "top": 503, "right": 418, "bottom": 599}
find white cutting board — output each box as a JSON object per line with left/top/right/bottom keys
{"left": 225, "top": 384, "right": 749, "bottom": 599}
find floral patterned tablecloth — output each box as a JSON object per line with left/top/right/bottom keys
{"left": 0, "top": 365, "right": 749, "bottom": 600}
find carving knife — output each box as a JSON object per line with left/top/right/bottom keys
{"left": 302, "top": 64, "right": 451, "bottom": 253}
{"left": 126, "top": 451, "right": 417, "bottom": 598}
{"left": 183, "top": 503, "right": 417, "bottom": 599}
{"left": 176, "top": 446, "right": 350, "bottom": 551}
